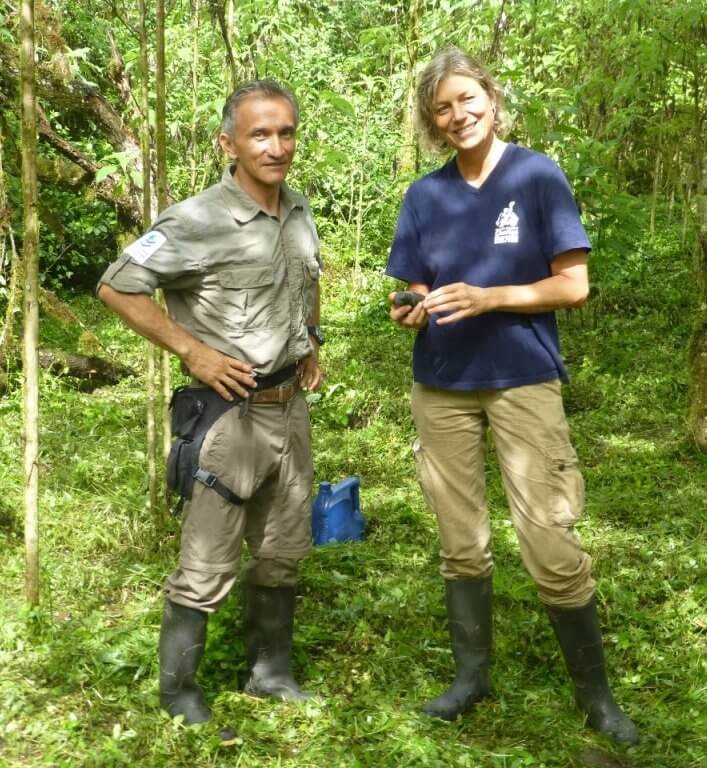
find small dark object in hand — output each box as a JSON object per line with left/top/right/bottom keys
{"left": 393, "top": 291, "right": 425, "bottom": 307}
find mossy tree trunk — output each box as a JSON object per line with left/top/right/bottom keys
{"left": 397, "top": 0, "right": 420, "bottom": 177}
{"left": 190, "top": 0, "right": 201, "bottom": 195}
{"left": 138, "top": 0, "right": 159, "bottom": 517}
{"left": 215, "top": 0, "right": 238, "bottom": 92}
{"left": 689, "top": 152, "right": 707, "bottom": 451}
{"left": 0, "top": 118, "right": 23, "bottom": 367}
{"left": 20, "top": 0, "right": 40, "bottom": 605}
{"left": 688, "top": 45, "right": 706, "bottom": 452}
{"left": 156, "top": 0, "right": 171, "bottom": 515}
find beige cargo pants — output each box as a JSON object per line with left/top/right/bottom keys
{"left": 165, "top": 392, "right": 313, "bottom": 612}
{"left": 411, "top": 379, "right": 595, "bottom": 608}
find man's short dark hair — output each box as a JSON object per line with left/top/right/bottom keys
{"left": 221, "top": 79, "right": 300, "bottom": 135}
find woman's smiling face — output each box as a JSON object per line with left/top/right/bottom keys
{"left": 432, "top": 74, "right": 496, "bottom": 155}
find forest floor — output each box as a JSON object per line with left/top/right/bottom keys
{"left": 0, "top": 225, "right": 705, "bottom": 767}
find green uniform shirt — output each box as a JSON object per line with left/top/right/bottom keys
{"left": 99, "top": 167, "right": 321, "bottom": 375}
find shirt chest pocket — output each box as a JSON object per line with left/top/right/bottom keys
{"left": 218, "top": 265, "right": 274, "bottom": 332}
{"left": 297, "top": 258, "right": 320, "bottom": 322}
{"left": 302, "top": 258, "right": 320, "bottom": 293}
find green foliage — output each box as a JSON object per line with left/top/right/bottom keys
{"left": 37, "top": 185, "right": 118, "bottom": 291}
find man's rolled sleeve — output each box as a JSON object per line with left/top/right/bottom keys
{"left": 99, "top": 253, "right": 161, "bottom": 294}
{"left": 98, "top": 210, "right": 202, "bottom": 295}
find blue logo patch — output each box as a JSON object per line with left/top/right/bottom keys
{"left": 141, "top": 232, "right": 161, "bottom": 247}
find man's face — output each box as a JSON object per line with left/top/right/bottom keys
{"left": 219, "top": 95, "right": 297, "bottom": 192}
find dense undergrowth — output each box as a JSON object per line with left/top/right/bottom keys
{"left": 0, "top": 219, "right": 705, "bottom": 767}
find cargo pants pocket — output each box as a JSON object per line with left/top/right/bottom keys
{"left": 544, "top": 443, "right": 585, "bottom": 527}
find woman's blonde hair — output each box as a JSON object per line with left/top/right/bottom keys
{"left": 416, "top": 48, "right": 511, "bottom": 152}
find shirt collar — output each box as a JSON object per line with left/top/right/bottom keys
{"left": 220, "top": 165, "right": 302, "bottom": 223}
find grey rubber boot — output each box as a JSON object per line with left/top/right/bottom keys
{"left": 242, "top": 585, "right": 312, "bottom": 701}
{"left": 159, "top": 600, "right": 237, "bottom": 743}
{"left": 546, "top": 598, "right": 640, "bottom": 745}
{"left": 422, "top": 577, "right": 492, "bottom": 721}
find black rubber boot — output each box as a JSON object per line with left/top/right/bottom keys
{"left": 422, "top": 577, "right": 492, "bottom": 721}
{"left": 546, "top": 598, "right": 640, "bottom": 745}
{"left": 242, "top": 585, "right": 312, "bottom": 701}
{"left": 159, "top": 600, "right": 237, "bottom": 743}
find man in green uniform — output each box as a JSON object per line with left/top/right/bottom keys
{"left": 98, "top": 79, "right": 324, "bottom": 736}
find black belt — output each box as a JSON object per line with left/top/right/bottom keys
{"left": 233, "top": 364, "right": 297, "bottom": 416}
{"left": 249, "top": 364, "right": 297, "bottom": 392}
{"left": 193, "top": 364, "right": 297, "bottom": 397}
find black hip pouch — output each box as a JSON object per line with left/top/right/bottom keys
{"left": 166, "top": 386, "right": 240, "bottom": 503}
{"left": 165, "top": 365, "right": 297, "bottom": 510}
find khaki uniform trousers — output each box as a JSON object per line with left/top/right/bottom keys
{"left": 165, "top": 392, "right": 313, "bottom": 612}
{"left": 411, "top": 379, "right": 595, "bottom": 608}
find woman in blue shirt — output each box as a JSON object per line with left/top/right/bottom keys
{"left": 387, "top": 48, "right": 639, "bottom": 745}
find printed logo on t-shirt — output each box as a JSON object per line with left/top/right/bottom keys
{"left": 494, "top": 201, "right": 519, "bottom": 244}
{"left": 124, "top": 230, "right": 167, "bottom": 264}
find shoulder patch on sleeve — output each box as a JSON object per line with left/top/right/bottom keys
{"left": 124, "top": 231, "right": 167, "bottom": 265}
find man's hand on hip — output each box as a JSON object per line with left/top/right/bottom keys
{"left": 182, "top": 343, "right": 257, "bottom": 401}
{"left": 297, "top": 353, "right": 322, "bottom": 392}
{"left": 97, "top": 286, "right": 256, "bottom": 402}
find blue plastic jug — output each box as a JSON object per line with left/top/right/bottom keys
{"left": 311, "top": 477, "right": 365, "bottom": 545}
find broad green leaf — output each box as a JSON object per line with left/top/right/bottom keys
{"left": 94, "top": 164, "right": 118, "bottom": 183}
{"left": 321, "top": 90, "right": 355, "bottom": 117}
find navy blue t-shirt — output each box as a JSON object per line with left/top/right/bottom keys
{"left": 386, "top": 144, "right": 591, "bottom": 391}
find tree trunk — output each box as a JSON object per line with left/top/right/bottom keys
{"left": 0, "top": 348, "right": 134, "bottom": 386}
{"left": 37, "top": 349, "right": 134, "bottom": 384}
{"left": 649, "top": 149, "right": 661, "bottom": 237}
{"left": 487, "top": 0, "right": 508, "bottom": 61}
{"left": 682, "top": 184, "right": 692, "bottom": 246}
{"left": 138, "top": 2, "right": 153, "bottom": 228}
{"left": 226, "top": 0, "right": 237, "bottom": 89}
{"left": 137, "top": 0, "right": 160, "bottom": 518}
{"left": 688, "top": 52, "right": 706, "bottom": 452}
{"left": 20, "top": 0, "right": 40, "bottom": 606}
{"left": 0, "top": 231, "right": 21, "bottom": 364}
{"left": 397, "top": 0, "right": 420, "bottom": 177}
{"left": 155, "top": 0, "right": 168, "bottom": 216}
{"left": 216, "top": 0, "right": 238, "bottom": 91}
{"left": 190, "top": 0, "right": 201, "bottom": 194}
{"left": 156, "top": 0, "right": 171, "bottom": 515}
{"left": 0, "top": 120, "right": 23, "bottom": 364}
{"left": 354, "top": 100, "right": 370, "bottom": 287}
{"left": 688, "top": 153, "right": 707, "bottom": 451}
{"left": 146, "top": 341, "right": 159, "bottom": 513}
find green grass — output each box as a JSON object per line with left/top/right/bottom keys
{"left": 1, "top": 226, "right": 706, "bottom": 767}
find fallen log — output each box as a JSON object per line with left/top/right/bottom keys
{"left": 1, "top": 349, "right": 137, "bottom": 391}
{"left": 38, "top": 349, "right": 136, "bottom": 386}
